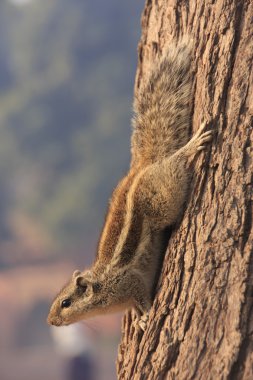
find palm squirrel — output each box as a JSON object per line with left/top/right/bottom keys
{"left": 47, "top": 39, "right": 213, "bottom": 331}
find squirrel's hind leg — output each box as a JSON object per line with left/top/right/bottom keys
{"left": 135, "top": 123, "right": 213, "bottom": 229}
{"left": 180, "top": 122, "right": 213, "bottom": 159}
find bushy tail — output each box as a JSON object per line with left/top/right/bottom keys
{"left": 131, "top": 38, "right": 193, "bottom": 166}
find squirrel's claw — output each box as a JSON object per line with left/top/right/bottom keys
{"left": 138, "top": 312, "right": 149, "bottom": 331}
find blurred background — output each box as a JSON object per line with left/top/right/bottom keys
{"left": 0, "top": 0, "right": 143, "bottom": 379}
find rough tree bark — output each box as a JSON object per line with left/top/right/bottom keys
{"left": 117, "top": 1, "right": 253, "bottom": 379}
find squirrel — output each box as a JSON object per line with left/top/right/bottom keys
{"left": 47, "top": 39, "right": 213, "bottom": 331}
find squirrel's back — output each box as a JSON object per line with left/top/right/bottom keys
{"left": 131, "top": 39, "right": 193, "bottom": 166}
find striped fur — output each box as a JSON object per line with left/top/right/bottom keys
{"left": 109, "top": 165, "right": 150, "bottom": 269}
{"left": 93, "top": 170, "right": 137, "bottom": 273}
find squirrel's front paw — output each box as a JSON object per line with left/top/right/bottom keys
{"left": 138, "top": 312, "right": 149, "bottom": 331}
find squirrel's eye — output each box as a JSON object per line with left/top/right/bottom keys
{"left": 61, "top": 299, "right": 71, "bottom": 308}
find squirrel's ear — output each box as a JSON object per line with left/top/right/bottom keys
{"left": 72, "top": 270, "right": 81, "bottom": 280}
{"left": 75, "top": 275, "right": 87, "bottom": 288}
{"left": 75, "top": 270, "right": 94, "bottom": 288}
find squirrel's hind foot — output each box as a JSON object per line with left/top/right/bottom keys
{"left": 183, "top": 122, "right": 213, "bottom": 158}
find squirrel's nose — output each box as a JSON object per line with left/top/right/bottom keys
{"left": 47, "top": 314, "right": 61, "bottom": 326}
{"left": 47, "top": 315, "right": 54, "bottom": 325}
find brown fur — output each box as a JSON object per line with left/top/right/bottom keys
{"left": 47, "top": 38, "right": 213, "bottom": 330}
{"left": 94, "top": 168, "right": 138, "bottom": 273}
{"left": 131, "top": 39, "right": 192, "bottom": 166}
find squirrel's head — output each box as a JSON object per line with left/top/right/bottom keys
{"left": 47, "top": 269, "right": 104, "bottom": 326}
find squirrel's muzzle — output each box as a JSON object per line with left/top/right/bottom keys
{"left": 47, "top": 313, "right": 63, "bottom": 326}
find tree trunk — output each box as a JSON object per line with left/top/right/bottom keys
{"left": 117, "top": 1, "right": 253, "bottom": 379}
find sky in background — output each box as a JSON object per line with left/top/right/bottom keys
{"left": 8, "top": 0, "right": 33, "bottom": 4}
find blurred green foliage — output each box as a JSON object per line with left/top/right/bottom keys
{"left": 0, "top": 0, "right": 142, "bottom": 256}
